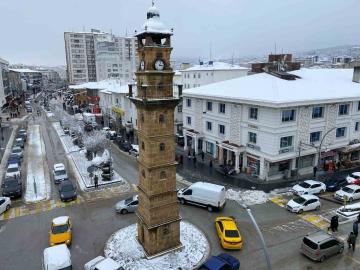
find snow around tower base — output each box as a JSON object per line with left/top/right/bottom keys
{"left": 104, "top": 221, "right": 210, "bottom": 270}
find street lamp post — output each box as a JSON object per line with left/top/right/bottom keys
{"left": 317, "top": 127, "right": 337, "bottom": 169}
{"left": 239, "top": 203, "right": 272, "bottom": 270}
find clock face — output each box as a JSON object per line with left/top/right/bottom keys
{"left": 154, "top": 59, "right": 164, "bottom": 71}
{"left": 140, "top": 60, "right": 145, "bottom": 71}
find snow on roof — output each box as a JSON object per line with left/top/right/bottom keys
{"left": 181, "top": 61, "right": 248, "bottom": 72}
{"left": 183, "top": 68, "right": 360, "bottom": 107}
{"left": 70, "top": 79, "right": 129, "bottom": 94}
{"left": 137, "top": 4, "right": 172, "bottom": 35}
{"left": 95, "top": 257, "right": 121, "bottom": 269}
{"left": 43, "top": 244, "right": 71, "bottom": 269}
{"left": 9, "top": 68, "right": 41, "bottom": 73}
{"left": 52, "top": 216, "right": 69, "bottom": 225}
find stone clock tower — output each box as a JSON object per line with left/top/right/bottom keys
{"left": 130, "top": 3, "right": 182, "bottom": 257}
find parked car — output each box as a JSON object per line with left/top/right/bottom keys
{"left": 108, "top": 131, "right": 117, "bottom": 140}
{"left": 5, "top": 163, "right": 21, "bottom": 178}
{"left": 26, "top": 107, "right": 32, "bottom": 113}
{"left": 53, "top": 163, "right": 68, "bottom": 184}
{"left": 11, "top": 146, "right": 23, "bottom": 159}
{"left": 199, "top": 253, "right": 240, "bottom": 270}
{"left": 0, "top": 197, "right": 11, "bottom": 215}
{"left": 118, "top": 140, "right": 132, "bottom": 152}
{"left": 300, "top": 231, "right": 344, "bottom": 262}
{"left": 115, "top": 195, "right": 138, "bottom": 214}
{"left": 102, "top": 127, "right": 111, "bottom": 133}
{"left": 286, "top": 194, "right": 321, "bottom": 214}
{"left": 215, "top": 216, "right": 243, "bottom": 250}
{"left": 63, "top": 127, "right": 70, "bottom": 135}
{"left": 43, "top": 244, "right": 72, "bottom": 270}
{"left": 336, "top": 202, "right": 360, "bottom": 219}
{"left": 346, "top": 172, "right": 360, "bottom": 183}
{"left": 177, "top": 182, "right": 226, "bottom": 212}
{"left": 59, "top": 181, "right": 77, "bottom": 202}
{"left": 7, "top": 153, "right": 21, "bottom": 166}
{"left": 14, "top": 138, "right": 25, "bottom": 148}
{"left": 84, "top": 256, "right": 123, "bottom": 270}
{"left": 129, "top": 145, "right": 139, "bottom": 157}
{"left": 325, "top": 178, "right": 348, "bottom": 192}
{"left": 291, "top": 180, "right": 326, "bottom": 195}
{"left": 49, "top": 216, "right": 73, "bottom": 246}
{"left": 17, "top": 129, "right": 27, "bottom": 141}
{"left": 334, "top": 185, "right": 360, "bottom": 202}
{"left": 2, "top": 177, "right": 22, "bottom": 198}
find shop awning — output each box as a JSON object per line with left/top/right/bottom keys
{"left": 341, "top": 143, "right": 360, "bottom": 153}
{"left": 321, "top": 150, "right": 336, "bottom": 158}
{"left": 111, "top": 106, "right": 125, "bottom": 116}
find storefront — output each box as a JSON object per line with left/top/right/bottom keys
{"left": 320, "top": 150, "right": 337, "bottom": 171}
{"left": 247, "top": 155, "right": 260, "bottom": 176}
{"left": 268, "top": 159, "right": 291, "bottom": 179}
{"left": 184, "top": 129, "right": 203, "bottom": 154}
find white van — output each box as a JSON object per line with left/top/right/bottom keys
{"left": 84, "top": 256, "right": 123, "bottom": 270}
{"left": 336, "top": 202, "right": 360, "bottom": 219}
{"left": 177, "top": 182, "right": 226, "bottom": 212}
{"left": 43, "top": 244, "right": 72, "bottom": 270}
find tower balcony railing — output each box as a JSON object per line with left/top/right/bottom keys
{"left": 128, "top": 83, "right": 183, "bottom": 100}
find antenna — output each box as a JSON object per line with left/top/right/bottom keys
{"left": 274, "top": 42, "right": 277, "bottom": 55}
{"left": 125, "top": 28, "right": 128, "bottom": 36}
{"left": 210, "top": 42, "right": 212, "bottom": 61}
{"left": 152, "top": 0, "right": 155, "bottom": 6}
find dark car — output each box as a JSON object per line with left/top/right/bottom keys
{"left": 199, "top": 253, "right": 240, "bottom": 270}
{"left": 119, "top": 140, "right": 133, "bottom": 152}
{"left": 59, "top": 181, "right": 77, "bottom": 202}
{"left": 7, "top": 154, "right": 21, "bottom": 166}
{"left": 2, "top": 177, "right": 22, "bottom": 198}
{"left": 325, "top": 178, "right": 348, "bottom": 192}
{"left": 17, "top": 129, "right": 27, "bottom": 142}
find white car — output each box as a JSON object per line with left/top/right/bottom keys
{"left": 291, "top": 180, "right": 326, "bottom": 195}
{"left": 334, "top": 185, "right": 360, "bottom": 203}
{"left": 346, "top": 172, "right": 360, "bottom": 183}
{"left": 5, "top": 163, "right": 21, "bottom": 178}
{"left": 84, "top": 256, "right": 123, "bottom": 270}
{"left": 11, "top": 146, "right": 23, "bottom": 159}
{"left": 286, "top": 194, "right": 321, "bottom": 214}
{"left": 129, "top": 145, "right": 139, "bottom": 157}
{"left": 0, "top": 197, "right": 11, "bottom": 215}
{"left": 336, "top": 202, "right": 360, "bottom": 219}
{"left": 53, "top": 163, "right": 68, "bottom": 184}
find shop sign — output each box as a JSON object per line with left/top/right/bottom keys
{"left": 247, "top": 143, "right": 261, "bottom": 151}
{"left": 111, "top": 106, "right": 125, "bottom": 116}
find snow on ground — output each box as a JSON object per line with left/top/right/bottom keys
{"left": 24, "top": 125, "right": 51, "bottom": 203}
{"left": 226, "top": 188, "right": 269, "bottom": 205}
{"left": 104, "top": 221, "right": 209, "bottom": 270}
{"left": 0, "top": 125, "right": 17, "bottom": 186}
{"left": 52, "top": 122, "right": 130, "bottom": 192}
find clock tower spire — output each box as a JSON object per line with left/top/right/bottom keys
{"left": 130, "top": 3, "right": 181, "bottom": 257}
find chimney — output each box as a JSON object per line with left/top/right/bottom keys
{"left": 353, "top": 66, "right": 360, "bottom": 83}
{"left": 128, "top": 84, "right": 133, "bottom": 97}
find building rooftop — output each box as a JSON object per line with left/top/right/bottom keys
{"left": 181, "top": 61, "right": 248, "bottom": 72}
{"left": 70, "top": 79, "right": 129, "bottom": 94}
{"left": 183, "top": 68, "right": 360, "bottom": 107}
{"left": 9, "top": 68, "right": 40, "bottom": 73}
{"left": 137, "top": 3, "right": 172, "bottom": 36}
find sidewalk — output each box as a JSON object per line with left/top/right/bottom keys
{"left": 176, "top": 147, "right": 359, "bottom": 192}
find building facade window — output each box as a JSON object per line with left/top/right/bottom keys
{"left": 206, "top": 121, "right": 212, "bottom": 131}
{"left": 186, "top": 98, "right": 191, "bottom": 107}
{"left": 356, "top": 122, "right": 360, "bottom": 132}
{"left": 159, "top": 143, "right": 165, "bottom": 151}
{"left": 249, "top": 132, "right": 257, "bottom": 144}
{"left": 177, "top": 105, "right": 182, "bottom": 113}
{"left": 282, "top": 109, "right": 296, "bottom": 122}
{"left": 280, "top": 136, "right": 293, "bottom": 148}
{"left": 312, "top": 107, "right": 324, "bottom": 119}
{"left": 219, "top": 124, "right": 225, "bottom": 135}
{"left": 249, "top": 107, "right": 258, "bottom": 120}
{"left": 205, "top": 141, "right": 214, "bottom": 154}
{"left": 219, "top": 103, "right": 226, "bottom": 114}
{"left": 142, "top": 142, "right": 145, "bottom": 150}
{"left": 160, "top": 171, "right": 166, "bottom": 179}
{"left": 358, "top": 102, "right": 360, "bottom": 111}
{"left": 186, "top": 116, "right": 191, "bottom": 125}
{"left": 310, "top": 131, "right": 321, "bottom": 143}
{"left": 336, "top": 127, "right": 346, "bottom": 138}
{"left": 207, "top": 101, "right": 212, "bottom": 111}
{"left": 159, "top": 114, "right": 165, "bottom": 123}
{"left": 339, "top": 104, "right": 349, "bottom": 116}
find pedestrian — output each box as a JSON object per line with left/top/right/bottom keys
{"left": 348, "top": 232, "right": 356, "bottom": 252}
{"left": 209, "top": 159, "right": 213, "bottom": 168}
{"left": 313, "top": 166, "right": 317, "bottom": 178}
{"left": 201, "top": 151, "right": 205, "bottom": 162}
{"left": 358, "top": 213, "right": 360, "bottom": 223}
{"left": 330, "top": 215, "right": 338, "bottom": 232}
{"left": 179, "top": 155, "right": 183, "bottom": 165}
{"left": 188, "top": 150, "right": 191, "bottom": 159}
{"left": 94, "top": 175, "right": 99, "bottom": 189}
{"left": 354, "top": 221, "right": 359, "bottom": 238}
{"left": 337, "top": 161, "right": 341, "bottom": 172}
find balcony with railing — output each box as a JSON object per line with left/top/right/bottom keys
{"left": 128, "top": 83, "right": 183, "bottom": 102}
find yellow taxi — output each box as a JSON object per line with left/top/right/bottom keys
{"left": 49, "top": 216, "right": 72, "bottom": 246}
{"left": 215, "top": 216, "right": 243, "bottom": 250}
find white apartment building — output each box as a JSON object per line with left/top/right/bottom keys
{"left": 181, "top": 61, "right": 249, "bottom": 89}
{"left": 183, "top": 67, "right": 360, "bottom": 181}
{"left": 64, "top": 29, "right": 138, "bottom": 85}
{"left": 0, "top": 57, "right": 9, "bottom": 106}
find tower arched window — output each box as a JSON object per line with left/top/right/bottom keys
{"left": 160, "top": 171, "right": 166, "bottom": 179}
{"left": 142, "top": 142, "right": 145, "bottom": 150}
{"left": 142, "top": 169, "right": 146, "bottom": 178}
{"left": 141, "top": 113, "right": 144, "bottom": 122}
{"left": 159, "top": 143, "right": 165, "bottom": 151}
{"left": 159, "top": 114, "right": 165, "bottom": 123}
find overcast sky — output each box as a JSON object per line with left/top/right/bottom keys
{"left": 1, "top": 0, "right": 359, "bottom": 66}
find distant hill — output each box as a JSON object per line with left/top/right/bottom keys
{"left": 295, "top": 45, "right": 360, "bottom": 58}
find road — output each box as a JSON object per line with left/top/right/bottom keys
{"left": 2, "top": 100, "right": 360, "bottom": 269}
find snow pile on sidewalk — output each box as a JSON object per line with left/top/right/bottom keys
{"left": 226, "top": 188, "right": 268, "bottom": 205}
{"left": 24, "top": 125, "right": 51, "bottom": 203}
{"left": 104, "top": 221, "right": 209, "bottom": 270}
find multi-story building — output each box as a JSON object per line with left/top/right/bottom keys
{"left": 64, "top": 29, "right": 138, "bottom": 85}
{"left": 183, "top": 67, "right": 360, "bottom": 181}
{"left": 8, "top": 68, "right": 42, "bottom": 97}
{"left": 0, "top": 57, "right": 9, "bottom": 106}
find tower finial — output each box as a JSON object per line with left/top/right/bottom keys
{"left": 152, "top": 0, "right": 154, "bottom": 6}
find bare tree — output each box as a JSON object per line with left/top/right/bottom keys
{"left": 83, "top": 130, "right": 106, "bottom": 159}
